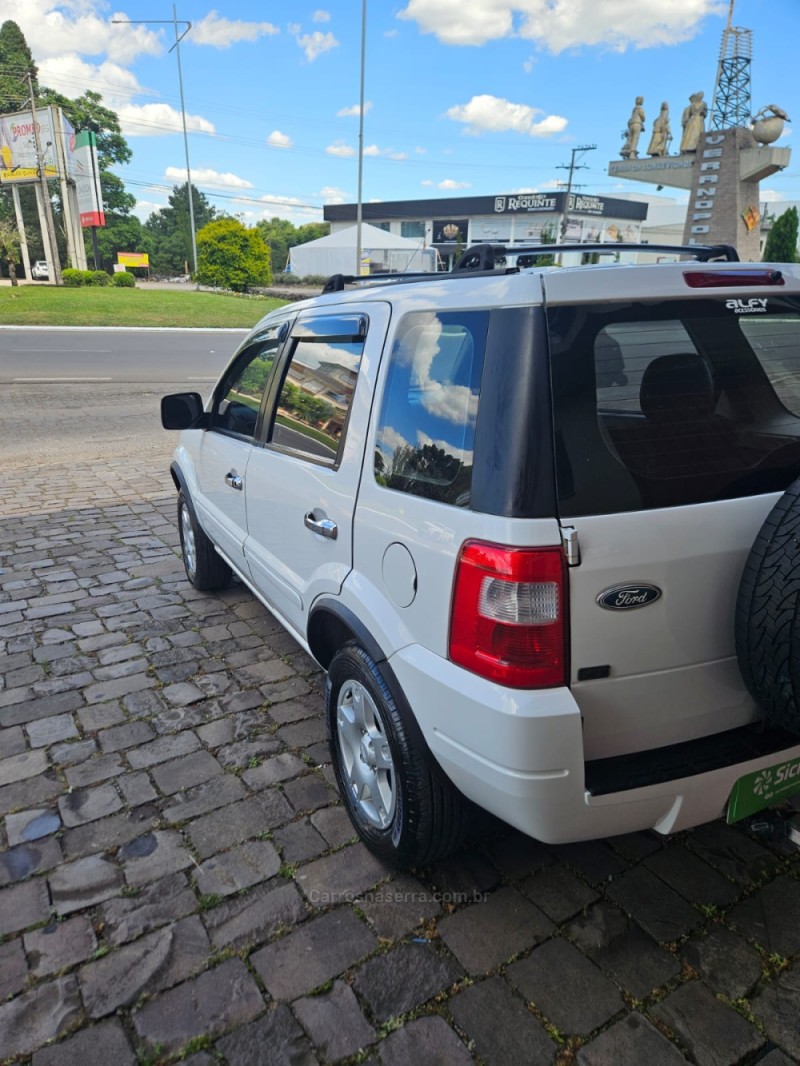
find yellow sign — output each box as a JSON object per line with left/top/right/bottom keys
{"left": 117, "top": 252, "right": 150, "bottom": 268}
{"left": 742, "top": 205, "right": 760, "bottom": 232}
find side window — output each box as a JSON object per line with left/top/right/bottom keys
{"left": 212, "top": 333, "right": 281, "bottom": 440}
{"left": 269, "top": 332, "right": 365, "bottom": 464}
{"left": 374, "top": 310, "right": 488, "bottom": 506}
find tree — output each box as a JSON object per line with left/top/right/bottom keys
{"left": 256, "top": 217, "right": 329, "bottom": 273}
{"left": 145, "top": 183, "right": 216, "bottom": 275}
{"left": 0, "top": 20, "right": 37, "bottom": 114}
{"left": 0, "top": 217, "right": 21, "bottom": 284}
{"left": 763, "top": 207, "right": 798, "bottom": 263}
{"left": 196, "top": 217, "right": 271, "bottom": 292}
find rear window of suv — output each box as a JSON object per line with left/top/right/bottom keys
{"left": 549, "top": 297, "right": 800, "bottom": 516}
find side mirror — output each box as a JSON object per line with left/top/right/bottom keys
{"left": 161, "top": 392, "right": 206, "bottom": 430}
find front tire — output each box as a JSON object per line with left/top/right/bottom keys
{"left": 177, "top": 490, "right": 231, "bottom": 591}
{"left": 326, "top": 641, "right": 469, "bottom": 868}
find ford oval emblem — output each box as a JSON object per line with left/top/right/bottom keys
{"left": 597, "top": 583, "right": 662, "bottom": 611}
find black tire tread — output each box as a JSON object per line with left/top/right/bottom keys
{"left": 177, "top": 490, "right": 232, "bottom": 592}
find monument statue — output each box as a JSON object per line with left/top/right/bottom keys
{"left": 752, "top": 104, "right": 791, "bottom": 145}
{"left": 620, "top": 96, "right": 645, "bottom": 159}
{"left": 680, "top": 91, "right": 707, "bottom": 153}
{"left": 647, "top": 102, "right": 672, "bottom": 157}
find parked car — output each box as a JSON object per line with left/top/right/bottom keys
{"left": 30, "top": 260, "right": 48, "bottom": 280}
{"left": 162, "top": 241, "right": 800, "bottom": 867}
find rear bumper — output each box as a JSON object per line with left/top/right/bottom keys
{"left": 388, "top": 643, "right": 800, "bottom": 843}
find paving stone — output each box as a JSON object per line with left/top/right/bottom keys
{"left": 353, "top": 941, "right": 463, "bottom": 1022}
{"left": 0, "top": 772, "right": 63, "bottom": 816}
{"left": 272, "top": 818, "right": 327, "bottom": 864}
{"left": 353, "top": 873, "right": 439, "bottom": 941}
{"left": 295, "top": 841, "right": 390, "bottom": 905}
{"left": 62, "top": 805, "right": 158, "bottom": 859}
{"left": 195, "top": 838, "right": 281, "bottom": 898}
{"left": 26, "top": 713, "right": 79, "bottom": 747}
{"left": 84, "top": 673, "right": 155, "bottom": 704}
{"left": 449, "top": 975, "right": 556, "bottom": 1066}
{"left": 282, "top": 773, "right": 334, "bottom": 814}
{"left": 251, "top": 908, "right": 377, "bottom": 1001}
{"left": 0, "top": 976, "right": 82, "bottom": 1061}
{"left": 31, "top": 1019, "right": 136, "bottom": 1066}
{"left": 6, "top": 807, "right": 61, "bottom": 845}
{"left": 99, "top": 872, "right": 197, "bottom": 946}
{"left": 97, "top": 719, "right": 155, "bottom": 752}
{"left": 25, "top": 915, "right": 97, "bottom": 978}
{"left": 644, "top": 843, "right": 740, "bottom": 907}
{"left": 576, "top": 1013, "right": 687, "bottom": 1066}
{"left": 188, "top": 793, "right": 294, "bottom": 859}
{"left": 64, "top": 753, "right": 124, "bottom": 789}
{"left": 123, "top": 688, "right": 168, "bottom": 719}
{"left": 77, "top": 701, "right": 126, "bottom": 732}
{"left": 120, "top": 829, "right": 194, "bottom": 886}
{"left": 0, "top": 836, "right": 62, "bottom": 887}
{"left": 58, "top": 782, "right": 123, "bottom": 827}
{"left": 150, "top": 749, "right": 224, "bottom": 795}
{"left": 439, "top": 886, "right": 553, "bottom": 973}
{"left": 608, "top": 831, "right": 663, "bottom": 862}
{"left": 126, "top": 729, "right": 200, "bottom": 769}
{"left": 276, "top": 716, "right": 327, "bottom": 749}
{"left": 294, "top": 979, "right": 375, "bottom": 1061}
{"left": 242, "top": 752, "right": 307, "bottom": 791}
{"left": 566, "top": 901, "right": 681, "bottom": 999}
{"left": 681, "top": 926, "right": 764, "bottom": 999}
{"left": 311, "top": 805, "right": 356, "bottom": 848}
{"left": 0, "top": 877, "right": 51, "bottom": 934}
{"left": 1, "top": 690, "right": 84, "bottom": 727}
{"left": 751, "top": 967, "right": 800, "bottom": 1060}
{"left": 132, "top": 958, "right": 264, "bottom": 1053}
{"left": 216, "top": 1005, "right": 317, "bottom": 1066}
{"left": 755, "top": 1051, "right": 796, "bottom": 1066}
{"left": 203, "top": 881, "right": 307, "bottom": 951}
{"left": 0, "top": 937, "right": 28, "bottom": 1000}
{"left": 521, "top": 864, "right": 600, "bottom": 923}
{"left": 427, "top": 851, "right": 502, "bottom": 899}
{"left": 162, "top": 681, "right": 206, "bottom": 706}
{"left": 79, "top": 915, "right": 210, "bottom": 1018}
{"left": 117, "top": 771, "right": 158, "bottom": 807}
{"left": 216, "top": 737, "right": 282, "bottom": 769}
{"left": 507, "top": 938, "right": 625, "bottom": 1036}
{"left": 0, "top": 748, "right": 48, "bottom": 786}
{"left": 50, "top": 854, "right": 123, "bottom": 916}
{"left": 606, "top": 864, "right": 702, "bottom": 943}
{"left": 162, "top": 774, "right": 247, "bottom": 823}
{"left": 50, "top": 738, "right": 98, "bottom": 767}
{"left": 0, "top": 724, "right": 26, "bottom": 757}
{"left": 729, "top": 876, "right": 800, "bottom": 956}
{"left": 650, "top": 981, "right": 764, "bottom": 1065}
{"left": 380, "top": 1015, "right": 473, "bottom": 1066}
{"left": 687, "top": 821, "right": 777, "bottom": 886}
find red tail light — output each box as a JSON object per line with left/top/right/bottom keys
{"left": 449, "top": 541, "right": 568, "bottom": 689}
{"left": 683, "top": 269, "right": 784, "bottom": 288}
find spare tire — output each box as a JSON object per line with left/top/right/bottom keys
{"left": 736, "top": 477, "right": 800, "bottom": 733}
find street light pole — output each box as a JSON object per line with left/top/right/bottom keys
{"left": 355, "top": 0, "right": 366, "bottom": 276}
{"left": 111, "top": 7, "right": 197, "bottom": 277}
{"left": 26, "top": 73, "right": 62, "bottom": 285}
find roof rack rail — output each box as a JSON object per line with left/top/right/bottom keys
{"left": 453, "top": 242, "right": 740, "bottom": 271}
{"left": 318, "top": 241, "right": 741, "bottom": 294}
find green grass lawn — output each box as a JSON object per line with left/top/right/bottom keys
{"left": 0, "top": 285, "right": 288, "bottom": 328}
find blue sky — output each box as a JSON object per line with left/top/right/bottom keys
{"left": 6, "top": 0, "right": 798, "bottom": 226}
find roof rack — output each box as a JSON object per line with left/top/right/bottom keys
{"left": 319, "top": 241, "right": 740, "bottom": 294}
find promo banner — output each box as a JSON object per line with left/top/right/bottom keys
{"left": 69, "top": 128, "right": 105, "bottom": 228}
{"left": 0, "top": 106, "right": 60, "bottom": 183}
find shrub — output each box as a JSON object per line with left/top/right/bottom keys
{"left": 112, "top": 270, "right": 135, "bottom": 287}
{"left": 90, "top": 270, "right": 111, "bottom": 286}
{"left": 196, "top": 217, "right": 271, "bottom": 293}
{"left": 62, "top": 268, "right": 85, "bottom": 286}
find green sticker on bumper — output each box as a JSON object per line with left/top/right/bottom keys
{"left": 727, "top": 755, "right": 800, "bottom": 823}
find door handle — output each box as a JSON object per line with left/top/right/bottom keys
{"left": 304, "top": 511, "right": 338, "bottom": 540}
{"left": 224, "top": 471, "right": 243, "bottom": 491}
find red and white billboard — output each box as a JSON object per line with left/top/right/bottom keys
{"left": 66, "top": 124, "right": 105, "bottom": 228}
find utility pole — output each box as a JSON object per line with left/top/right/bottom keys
{"left": 355, "top": 0, "right": 367, "bottom": 276}
{"left": 26, "top": 73, "right": 62, "bottom": 285}
{"left": 556, "top": 143, "right": 597, "bottom": 241}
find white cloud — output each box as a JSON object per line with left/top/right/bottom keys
{"left": 438, "top": 179, "right": 471, "bottom": 189}
{"left": 421, "top": 180, "right": 435, "bottom": 186}
{"left": 761, "top": 189, "right": 789, "bottom": 203}
{"left": 267, "top": 130, "right": 293, "bottom": 149}
{"left": 398, "top": 0, "right": 724, "bottom": 52}
{"left": 38, "top": 55, "right": 145, "bottom": 109}
{"left": 326, "top": 141, "right": 356, "bottom": 157}
{"left": 523, "top": 55, "right": 536, "bottom": 72}
{"left": 131, "top": 198, "right": 167, "bottom": 222}
{"left": 313, "top": 10, "right": 331, "bottom": 21}
{"left": 395, "top": 314, "right": 479, "bottom": 426}
{"left": 363, "top": 144, "right": 381, "bottom": 157}
{"left": 360, "top": 144, "right": 408, "bottom": 160}
{"left": 446, "top": 94, "right": 567, "bottom": 137}
{"left": 319, "top": 185, "right": 348, "bottom": 203}
{"left": 414, "top": 146, "right": 427, "bottom": 154}
{"left": 337, "top": 102, "right": 372, "bottom": 117}
{"left": 165, "top": 166, "right": 252, "bottom": 189}
{"left": 287, "top": 22, "right": 302, "bottom": 34}
{"left": 119, "top": 103, "right": 215, "bottom": 138}
{"left": 384, "top": 28, "right": 399, "bottom": 38}
{"left": 297, "top": 30, "right": 339, "bottom": 61}
{"left": 0, "top": 2, "right": 164, "bottom": 64}
{"left": 190, "top": 11, "right": 279, "bottom": 47}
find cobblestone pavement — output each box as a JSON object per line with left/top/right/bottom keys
{"left": 2, "top": 453, "right": 800, "bottom": 1066}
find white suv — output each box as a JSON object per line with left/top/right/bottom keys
{"left": 162, "top": 242, "right": 800, "bottom": 867}
{"left": 30, "top": 260, "right": 49, "bottom": 281}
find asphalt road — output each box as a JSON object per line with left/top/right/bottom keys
{"left": 0, "top": 328, "right": 245, "bottom": 468}
{"left": 0, "top": 327, "right": 246, "bottom": 384}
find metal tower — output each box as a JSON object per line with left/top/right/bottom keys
{"left": 710, "top": 0, "right": 752, "bottom": 130}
